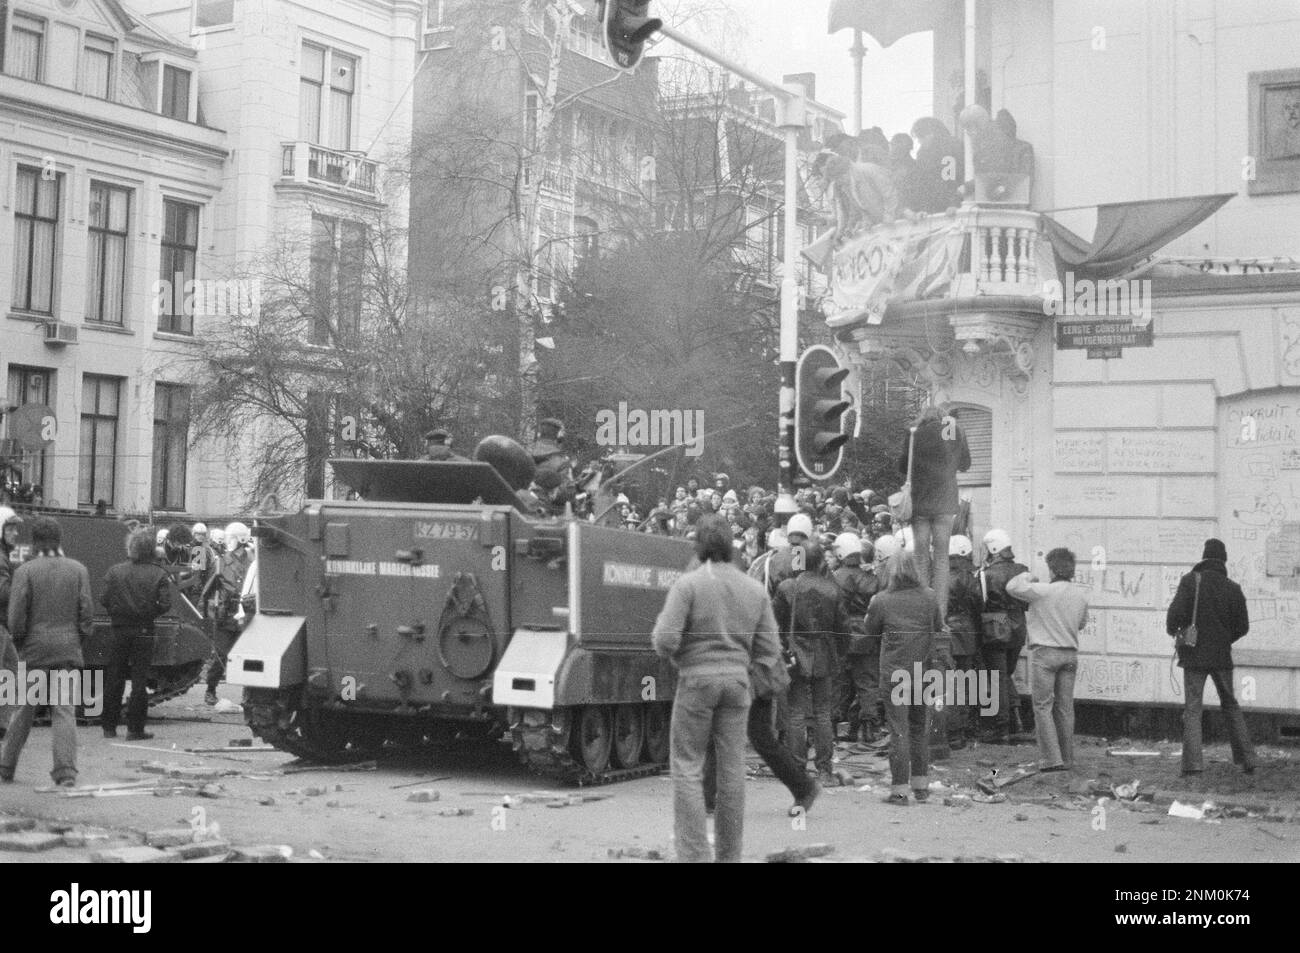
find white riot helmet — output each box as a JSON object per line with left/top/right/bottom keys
{"left": 834, "top": 532, "right": 863, "bottom": 561}
{"left": 0, "top": 505, "right": 21, "bottom": 529}
{"left": 785, "top": 513, "right": 814, "bottom": 541}
{"left": 224, "top": 522, "right": 252, "bottom": 551}
{"left": 949, "top": 534, "right": 973, "bottom": 558}
{"left": 767, "top": 527, "right": 790, "bottom": 552}
{"left": 155, "top": 528, "right": 169, "bottom": 545}
{"left": 983, "top": 528, "right": 1013, "bottom": 557}
{"left": 208, "top": 527, "right": 226, "bottom": 548}
{"left": 873, "top": 533, "right": 902, "bottom": 563}
{"left": 192, "top": 522, "right": 208, "bottom": 539}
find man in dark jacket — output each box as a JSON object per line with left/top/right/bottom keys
{"left": 978, "top": 529, "right": 1029, "bottom": 742}
{"left": 0, "top": 506, "right": 23, "bottom": 737}
{"left": 945, "top": 535, "right": 984, "bottom": 748}
{"left": 832, "top": 534, "right": 883, "bottom": 743}
{"left": 1, "top": 517, "right": 93, "bottom": 786}
{"left": 900, "top": 405, "right": 971, "bottom": 620}
{"left": 1166, "top": 539, "right": 1256, "bottom": 776}
{"left": 100, "top": 528, "right": 173, "bottom": 740}
{"left": 775, "top": 542, "right": 852, "bottom": 785}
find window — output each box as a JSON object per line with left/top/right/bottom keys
{"left": 161, "top": 65, "right": 191, "bottom": 120}
{"left": 8, "top": 13, "right": 44, "bottom": 82}
{"left": 158, "top": 199, "right": 199, "bottom": 334}
{"left": 12, "top": 166, "right": 61, "bottom": 314}
{"left": 299, "top": 43, "right": 355, "bottom": 150}
{"left": 194, "top": 0, "right": 234, "bottom": 29}
{"left": 574, "top": 216, "right": 599, "bottom": 263}
{"left": 83, "top": 35, "right": 114, "bottom": 99}
{"left": 309, "top": 214, "right": 366, "bottom": 344}
{"left": 5, "top": 366, "right": 54, "bottom": 499}
{"left": 152, "top": 384, "right": 190, "bottom": 510}
{"left": 86, "top": 183, "right": 129, "bottom": 325}
{"left": 79, "top": 376, "right": 121, "bottom": 506}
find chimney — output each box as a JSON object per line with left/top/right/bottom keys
{"left": 783, "top": 72, "right": 815, "bottom": 101}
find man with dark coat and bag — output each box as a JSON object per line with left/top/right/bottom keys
{"left": 100, "top": 528, "right": 173, "bottom": 741}
{"left": 1166, "top": 538, "right": 1257, "bottom": 777}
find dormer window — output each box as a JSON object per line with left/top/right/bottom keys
{"left": 8, "top": 13, "right": 45, "bottom": 82}
{"left": 82, "top": 35, "right": 115, "bottom": 100}
{"left": 161, "top": 65, "right": 192, "bottom": 120}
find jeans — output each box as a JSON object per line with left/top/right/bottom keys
{"left": 670, "top": 673, "right": 751, "bottom": 863}
{"left": 846, "top": 642, "right": 883, "bottom": 735}
{"left": 912, "top": 514, "right": 955, "bottom": 620}
{"left": 926, "top": 634, "right": 953, "bottom": 758}
{"left": 1, "top": 668, "right": 78, "bottom": 784}
{"left": 982, "top": 636, "right": 1024, "bottom": 734}
{"left": 884, "top": 698, "right": 930, "bottom": 795}
{"left": 206, "top": 623, "right": 240, "bottom": 692}
{"left": 786, "top": 672, "right": 834, "bottom": 774}
{"left": 1182, "top": 668, "right": 1257, "bottom": 773}
{"left": 948, "top": 654, "right": 978, "bottom": 740}
{"left": 103, "top": 626, "right": 154, "bottom": 735}
{"left": 1030, "top": 645, "right": 1077, "bottom": 768}
{"left": 704, "top": 695, "right": 813, "bottom": 811}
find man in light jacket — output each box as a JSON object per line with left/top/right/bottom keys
{"left": 1007, "top": 548, "right": 1089, "bottom": 771}
{"left": 1, "top": 517, "right": 94, "bottom": 786}
{"left": 653, "top": 515, "right": 779, "bottom": 863}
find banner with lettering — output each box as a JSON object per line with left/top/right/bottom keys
{"left": 821, "top": 221, "right": 965, "bottom": 328}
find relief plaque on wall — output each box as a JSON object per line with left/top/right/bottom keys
{"left": 1248, "top": 68, "right": 1300, "bottom": 195}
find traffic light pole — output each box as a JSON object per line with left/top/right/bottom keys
{"left": 656, "top": 24, "right": 807, "bottom": 521}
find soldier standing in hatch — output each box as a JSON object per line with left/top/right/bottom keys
{"left": 420, "top": 428, "right": 464, "bottom": 461}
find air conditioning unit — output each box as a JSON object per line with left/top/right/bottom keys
{"left": 44, "top": 322, "right": 79, "bottom": 346}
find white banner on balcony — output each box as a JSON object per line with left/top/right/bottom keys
{"left": 820, "top": 220, "right": 965, "bottom": 328}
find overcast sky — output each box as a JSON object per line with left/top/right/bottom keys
{"left": 654, "top": 0, "right": 935, "bottom": 137}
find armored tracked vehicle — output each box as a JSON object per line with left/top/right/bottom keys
{"left": 229, "top": 458, "right": 694, "bottom": 783}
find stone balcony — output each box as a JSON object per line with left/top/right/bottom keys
{"left": 820, "top": 205, "right": 1051, "bottom": 392}
{"left": 280, "top": 142, "right": 380, "bottom": 198}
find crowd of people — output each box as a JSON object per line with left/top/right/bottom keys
{"left": 0, "top": 506, "right": 255, "bottom": 785}
{"left": 647, "top": 403, "right": 1259, "bottom": 862}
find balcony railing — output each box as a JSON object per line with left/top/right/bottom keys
{"left": 280, "top": 142, "right": 379, "bottom": 196}
{"left": 523, "top": 160, "right": 575, "bottom": 198}
{"left": 820, "top": 205, "right": 1047, "bottom": 329}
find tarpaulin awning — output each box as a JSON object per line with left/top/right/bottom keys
{"left": 827, "top": 0, "right": 943, "bottom": 46}
{"left": 1042, "top": 193, "right": 1234, "bottom": 283}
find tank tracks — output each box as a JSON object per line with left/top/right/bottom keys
{"left": 509, "top": 704, "right": 671, "bottom": 787}
{"left": 147, "top": 661, "right": 206, "bottom": 707}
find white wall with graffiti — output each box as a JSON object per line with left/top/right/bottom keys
{"left": 1040, "top": 295, "right": 1300, "bottom": 713}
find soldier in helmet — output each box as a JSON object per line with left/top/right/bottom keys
{"left": 421, "top": 428, "right": 464, "bottom": 462}
{"left": 203, "top": 522, "right": 255, "bottom": 706}
{"left": 529, "top": 418, "right": 570, "bottom": 470}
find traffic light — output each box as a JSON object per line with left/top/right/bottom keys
{"left": 795, "top": 344, "right": 850, "bottom": 480}
{"left": 601, "top": 0, "right": 661, "bottom": 71}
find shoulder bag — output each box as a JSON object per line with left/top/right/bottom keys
{"left": 1174, "top": 573, "right": 1201, "bottom": 649}
{"left": 889, "top": 427, "right": 916, "bottom": 525}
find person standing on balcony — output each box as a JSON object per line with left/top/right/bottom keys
{"left": 899, "top": 404, "right": 970, "bottom": 622}
{"left": 910, "top": 117, "right": 963, "bottom": 213}
{"left": 814, "top": 150, "right": 899, "bottom": 244}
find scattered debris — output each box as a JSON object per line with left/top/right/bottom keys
{"left": 972, "top": 793, "right": 1007, "bottom": 804}
{"left": 1168, "top": 800, "right": 1214, "bottom": 820}
{"left": 168, "top": 840, "right": 231, "bottom": 861}
{"left": 257, "top": 796, "right": 276, "bottom": 807}
{"left": 767, "top": 843, "right": 835, "bottom": 863}
{"left": 185, "top": 745, "right": 276, "bottom": 753}
{"left": 283, "top": 760, "right": 377, "bottom": 775}
{"left": 406, "top": 790, "right": 441, "bottom": 803}
{"left": 437, "top": 807, "right": 474, "bottom": 817}
{"left": 0, "top": 831, "right": 64, "bottom": 852}
{"left": 212, "top": 698, "right": 243, "bottom": 714}
{"left": 144, "top": 829, "right": 197, "bottom": 848}
{"left": 231, "top": 845, "right": 293, "bottom": 863}
{"left": 607, "top": 846, "right": 666, "bottom": 861}
{"left": 0, "top": 818, "right": 37, "bottom": 834}
{"left": 1111, "top": 780, "right": 1141, "bottom": 800}
{"left": 91, "top": 846, "right": 179, "bottom": 864}
{"left": 325, "top": 800, "right": 340, "bottom": 808}
{"left": 1014, "top": 813, "right": 1029, "bottom": 821}
{"left": 1114, "top": 843, "right": 1128, "bottom": 854}
{"left": 389, "top": 775, "right": 453, "bottom": 790}
{"left": 1257, "top": 826, "right": 1286, "bottom": 841}
{"left": 1106, "top": 748, "right": 1162, "bottom": 757}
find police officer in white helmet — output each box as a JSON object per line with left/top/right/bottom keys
{"left": 977, "top": 529, "right": 1030, "bottom": 742}
{"left": 203, "top": 522, "right": 254, "bottom": 705}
